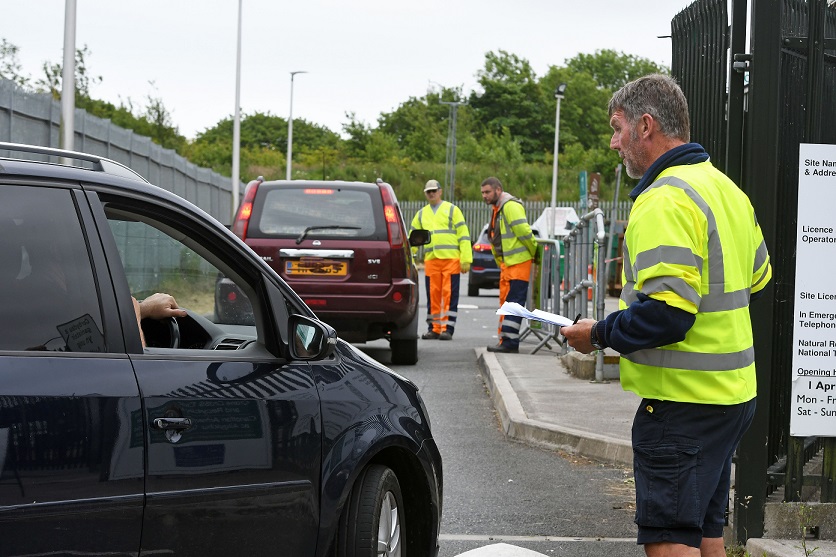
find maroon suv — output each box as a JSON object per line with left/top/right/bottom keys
{"left": 226, "top": 178, "right": 428, "bottom": 365}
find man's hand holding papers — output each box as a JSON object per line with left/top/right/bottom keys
{"left": 496, "top": 302, "right": 575, "bottom": 327}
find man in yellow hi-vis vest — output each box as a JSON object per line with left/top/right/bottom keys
{"left": 410, "top": 179, "right": 472, "bottom": 340}
{"left": 480, "top": 176, "right": 537, "bottom": 353}
{"left": 563, "top": 75, "right": 772, "bottom": 557}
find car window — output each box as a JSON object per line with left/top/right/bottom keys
{"left": 104, "top": 209, "right": 258, "bottom": 332}
{"left": 0, "top": 185, "right": 105, "bottom": 352}
{"left": 251, "top": 187, "right": 381, "bottom": 239}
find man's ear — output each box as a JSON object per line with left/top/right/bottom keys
{"left": 638, "top": 113, "right": 655, "bottom": 139}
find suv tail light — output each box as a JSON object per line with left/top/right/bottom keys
{"left": 378, "top": 185, "right": 404, "bottom": 247}
{"left": 378, "top": 183, "right": 410, "bottom": 281}
{"left": 232, "top": 177, "right": 262, "bottom": 240}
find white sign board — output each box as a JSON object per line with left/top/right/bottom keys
{"left": 790, "top": 143, "right": 836, "bottom": 437}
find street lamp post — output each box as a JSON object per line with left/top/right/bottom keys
{"left": 60, "top": 0, "right": 77, "bottom": 155}
{"left": 231, "top": 0, "right": 243, "bottom": 221}
{"left": 548, "top": 83, "right": 567, "bottom": 239}
{"left": 286, "top": 70, "right": 308, "bottom": 180}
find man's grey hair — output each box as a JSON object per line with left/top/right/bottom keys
{"left": 608, "top": 74, "right": 690, "bottom": 142}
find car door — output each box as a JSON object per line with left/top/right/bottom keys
{"left": 0, "top": 184, "right": 143, "bottom": 556}
{"left": 87, "top": 191, "right": 322, "bottom": 556}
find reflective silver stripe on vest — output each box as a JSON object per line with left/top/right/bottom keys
{"left": 752, "top": 265, "right": 770, "bottom": 291}
{"left": 623, "top": 242, "right": 634, "bottom": 282}
{"left": 507, "top": 218, "right": 527, "bottom": 227}
{"left": 432, "top": 243, "right": 461, "bottom": 251}
{"left": 642, "top": 176, "right": 750, "bottom": 313}
{"left": 641, "top": 276, "right": 701, "bottom": 307}
{"left": 634, "top": 246, "right": 703, "bottom": 273}
{"left": 753, "top": 239, "right": 769, "bottom": 275}
{"left": 622, "top": 345, "right": 755, "bottom": 371}
{"left": 699, "top": 287, "right": 751, "bottom": 312}
{"left": 621, "top": 281, "right": 637, "bottom": 305}
{"left": 620, "top": 241, "right": 637, "bottom": 304}
{"left": 434, "top": 228, "right": 457, "bottom": 235}
{"left": 503, "top": 246, "right": 529, "bottom": 256}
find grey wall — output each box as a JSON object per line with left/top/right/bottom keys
{"left": 0, "top": 79, "right": 243, "bottom": 225}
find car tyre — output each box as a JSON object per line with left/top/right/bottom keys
{"left": 390, "top": 338, "right": 418, "bottom": 366}
{"left": 336, "top": 465, "right": 405, "bottom": 557}
{"left": 467, "top": 282, "right": 479, "bottom": 297}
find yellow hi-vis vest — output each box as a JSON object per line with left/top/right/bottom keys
{"left": 619, "top": 161, "right": 772, "bottom": 405}
{"left": 410, "top": 201, "right": 472, "bottom": 263}
{"left": 489, "top": 198, "right": 536, "bottom": 266}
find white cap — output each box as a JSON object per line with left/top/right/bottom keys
{"left": 424, "top": 179, "right": 441, "bottom": 192}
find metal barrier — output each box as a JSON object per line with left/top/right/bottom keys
{"left": 519, "top": 238, "right": 562, "bottom": 354}
{"left": 560, "top": 208, "right": 609, "bottom": 382}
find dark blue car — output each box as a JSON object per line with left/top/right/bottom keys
{"left": 468, "top": 223, "right": 500, "bottom": 297}
{"left": 0, "top": 143, "right": 441, "bottom": 557}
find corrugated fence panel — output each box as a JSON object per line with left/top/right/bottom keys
{"left": 0, "top": 79, "right": 242, "bottom": 225}
{"left": 400, "top": 200, "right": 632, "bottom": 235}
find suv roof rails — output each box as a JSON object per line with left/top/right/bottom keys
{"left": 0, "top": 141, "right": 149, "bottom": 183}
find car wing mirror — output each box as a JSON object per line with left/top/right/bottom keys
{"left": 408, "top": 229, "right": 431, "bottom": 247}
{"left": 289, "top": 314, "right": 337, "bottom": 360}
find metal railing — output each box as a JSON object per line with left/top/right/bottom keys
{"left": 560, "top": 208, "right": 609, "bottom": 382}
{"left": 519, "top": 238, "right": 563, "bottom": 354}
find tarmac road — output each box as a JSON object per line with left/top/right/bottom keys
{"left": 358, "top": 275, "right": 645, "bottom": 557}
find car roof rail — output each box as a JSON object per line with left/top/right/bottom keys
{"left": 0, "top": 141, "right": 149, "bottom": 183}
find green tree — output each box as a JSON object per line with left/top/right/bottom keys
{"left": 35, "top": 44, "right": 102, "bottom": 103}
{"left": 458, "top": 127, "right": 523, "bottom": 172}
{"left": 376, "top": 86, "right": 474, "bottom": 163}
{"left": 539, "top": 67, "right": 612, "bottom": 153}
{"left": 0, "top": 39, "right": 30, "bottom": 88}
{"left": 468, "top": 50, "right": 551, "bottom": 161}
{"left": 564, "top": 49, "right": 668, "bottom": 92}
{"left": 342, "top": 112, "right": 372, "bottom": 158}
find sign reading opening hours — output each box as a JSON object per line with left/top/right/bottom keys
{"left": 791, "top": 143, "right": 836, "bottom": 437}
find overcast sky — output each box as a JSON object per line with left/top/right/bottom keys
{"left": 5, "top": 0, "right": 696, "bottom": 140}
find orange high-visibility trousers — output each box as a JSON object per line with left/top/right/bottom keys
{"left": 497, "top": 260, "right": 531, "bottom": 346}
{"left": 424, "top": 257, "right": 462, "bottom": 334}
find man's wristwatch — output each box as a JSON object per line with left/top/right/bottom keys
{"left": 590, "top": 322, "right": 605, "bottom": 350}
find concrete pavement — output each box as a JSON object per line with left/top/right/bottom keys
{"left": 474, "top": 339, "right": 836, "bottom": 557}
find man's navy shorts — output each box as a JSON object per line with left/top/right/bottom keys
{"left": 631, "top": 397, "right": 756, "bottom": 548}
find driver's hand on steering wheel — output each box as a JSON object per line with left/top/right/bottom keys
{"left": 138, "top": 293, "right": 187, "bottom": 320}
{"left": 132, "top": 293, "right": 186, "bottom": 348}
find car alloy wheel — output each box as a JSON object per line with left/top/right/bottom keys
{"left": 377, "top": 490, "right": 401, "bottom": 557}
{"left": 336, "top": 464, "right": 405, "bottom": 557}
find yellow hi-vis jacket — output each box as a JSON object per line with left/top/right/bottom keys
{"left": 489, "top": 195, "right": 536, "bottom": 266}
{"left": 619, "top": 161, "right": 772, "bottom": 405}
{"left": 410, "top": 201, "right": 472, "bottom": 263}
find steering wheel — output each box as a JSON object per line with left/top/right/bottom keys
{"left": 166, "top": 316, "right": 181, "bottom": 349}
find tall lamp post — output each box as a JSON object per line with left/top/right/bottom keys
{"left": 286, "top": 70, "right": 308, "bottom": 180}
{"left": 548, "top": 83, "right": 567, "bottom": 239}
{"left": 60, "top": 0, "right": 77, "bottom": 155}
{"left": 231, "top": 0, "right": 243, "bottom": 220}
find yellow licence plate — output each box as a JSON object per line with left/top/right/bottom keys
{"left": 286, "top": 260, "right": 347, "bottom": 276}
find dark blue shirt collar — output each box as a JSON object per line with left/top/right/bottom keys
{"left": 629, "top": 143, "right": 710, "bottom": 200}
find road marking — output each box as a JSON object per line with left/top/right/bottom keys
{"left": 458, "top": 304, "right": 479, "bottom": 309}
{"left": 440, "top": 534, "right": 637, "bottom": 543}
{"left": 454, "top": 542, "right": 548, "bottom": 556}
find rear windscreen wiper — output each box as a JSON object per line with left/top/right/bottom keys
{"left": 296, "top": 225, "right": 361, "bottom": 245}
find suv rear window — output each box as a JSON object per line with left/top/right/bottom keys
{"left": 249, "top": 186, "right": 384, "bottom": 240}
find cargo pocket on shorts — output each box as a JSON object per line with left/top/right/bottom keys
{"left": 633, "top": 443, "right": 700, "bottom": 529}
